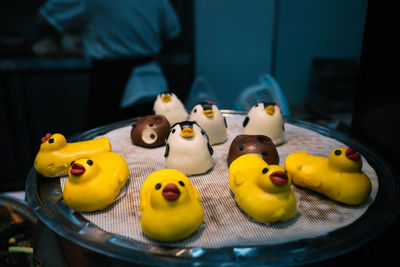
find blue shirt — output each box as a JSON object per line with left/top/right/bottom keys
{"left": 40, "top": 0, "right": 181, "bottom": 106}
{"left": 40, "top": 0, "right": 181, "bottom": 59}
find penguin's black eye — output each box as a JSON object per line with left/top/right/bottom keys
{"left": 261, "top": 150, "right": 268, "bottom": 156}
{"left": 155, "top": 183, "right": 162, "bottom": 190}
{"left": 48, "top": 138, "right": 54, "bottom": 143}
{"left": 334, "top": 150, "right": 342, "bottom": 156}
{"left": 70, "top": 161, "right": 75, "bottom": 166}
{"left": 239, "top": 145, "right": 244, "bottom": 151}
{"left": 243, "top": 116, "right": 249, "bottom": 127}
{"left": 262, "top": 168, "right": 269, "bottom": 174}
{"left": 178, "top": 181, "right": 185, "bottom": 187}
{"left": 255, "top": 104, "right": 259, "bottom": 107}
{"left": 149, "top": 123, "right": 153, "bottom": 127}
{"left": 193, "top": 109, "right": 197, "bottom": 113}
{"left": 201, "top": 129, "right": 206, "bottom": 135}
{"left": 87, "top": 160, "right": 93, "bottom": 165}
{"left": 171, "top": 128, "right": 176, "bottom": 134}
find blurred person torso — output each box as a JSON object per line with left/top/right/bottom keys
{"left": 40, "top": 0, "right": 180, "bottom": 59}
{"left": 40, "top": 0, "right": 181, "bottom": 108}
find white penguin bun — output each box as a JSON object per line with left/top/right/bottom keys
{"left": 164, "top": 121, "right": 214, "bottom": 176}
{"left": 242, "top": 102, "right": 286, "bottom": 145}
{"left": 189, "top": 101, "right": 227, "bottom": 145}
{"left": 154, "top": 91, "right": 188, "bottom": 125}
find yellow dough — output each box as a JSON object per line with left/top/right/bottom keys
{"left": 140, "top": 169, "right": 204, "bottom": 242}
{"left": 63, "top": 152, "right": 129, "bottom": 212}
{"left": 229, "top": 154, "right": 297, "bottom": 223}
{"left": 284, "top": 147, "right": 372, "bottom": 205}
{"left": 34, "top": 133, "right": 111, "bottom": 177}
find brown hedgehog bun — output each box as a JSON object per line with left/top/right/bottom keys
{"left": 131, "top": 114, "right": 170, "bottom": 148}
{"left": 227, "top": 134, "right": 279, "bottom": 166}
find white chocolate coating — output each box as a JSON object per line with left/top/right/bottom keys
{"left": 141, "top": 128, "right": 158, "bottom": 145}
{"left": 153, "top": 92, "right": 188, "bottom": 125}
{"left": 165, "top": 122, "right": 214, "bottom": 176}
{"left": 189, "top": 103, "right": 227, "bottom": 145}
{"left": 242, "top": 103, "right": 286, "bottom": 145}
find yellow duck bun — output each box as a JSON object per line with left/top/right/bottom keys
{"left": 284, "top": 147, "right": 372, "bottom": 205}
{"left": 63, "top": 152, "right": 129, "bottom": 212}
{"left": 34, "top": 133, "right": 111, "bottom": 177}
{"left": 229, "top": 154, "right": 297, "bottom": 223}
{"left": 140, "top": 169, "right": 204, "bottom": 242}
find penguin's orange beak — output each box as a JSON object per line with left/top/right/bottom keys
{"left": 180, "top": 128, "right": 194, "bottom": 138}
{"left": 161, "top": 95, "right": 171, "bottom": 103}
{"left": 265, "top": 105, "right": 275, "bottom": 115}
{"left": 203, "top": 109, "right": 214, "bottom": 117}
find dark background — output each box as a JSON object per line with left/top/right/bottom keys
{"left": 0, "top": 0, "right": 194, "bottom": 192}
{"left": 325, "top": 0, "right": 400, "bottom": 265}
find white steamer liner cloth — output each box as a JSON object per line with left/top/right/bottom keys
{"left": 60, "top": 113, "right": 378, "bottom": 248}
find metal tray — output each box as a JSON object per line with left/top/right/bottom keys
{"left": 25, "top": 111, "right": 400, "bottom": 266}
{"left": 0, "top": 194, "right": 37, "bottom": 224}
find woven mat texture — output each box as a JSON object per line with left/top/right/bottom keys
{"left": 60, "top": 114, "right": 378, "bottom": 248}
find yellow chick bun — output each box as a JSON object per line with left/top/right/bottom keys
{"left": 284, "top": 147, "right": 372, "bottom": 205}
{"left": 63, "top": 152, "right": 129, "bottom": 212}
{"left": 140, "top": 169, "right": 204, "bottom": 242}
{"left": 229, "top": 154, "right": 297, "bottom": 223}
{"left": 34, "top": 133, "right": 111, "bottom": 177}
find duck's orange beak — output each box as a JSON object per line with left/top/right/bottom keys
{"left": 203, "top": 109, "right": 214, "bottom": 117}
{"left": 346, "top": 148, "right": 361, "bottom": 161}
{"left": 270, "top": 171, "right": 288, "bottom": 186}
{"left": 161, "top": 95, "right": 171, "bottom": 103}
{"left": 180, "top": 127, "right": 194, "bottom": 138}
{"left": 162, "top": 183, "right": 180, "bottom": 201}
{"left": 265, "top": 105, "right": 275, "bottom": 115}
{"left": 70, "top": 162, "right": 85, "bottom": 176}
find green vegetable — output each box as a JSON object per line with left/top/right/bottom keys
{"left": 8, "top": 246, "right": 33, "bottom": 254}
{"left": 0, "top": 206, "right": 35, "bottom": 267}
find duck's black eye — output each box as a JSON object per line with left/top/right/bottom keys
{"left": 87, "top": 160, "right": 93, "bottom": 165}
{"left": 179, "top": 181, "right": 185, "bottom": 187}
{"left": 239, "top": 145, "right": 244, "bottom": 151}
{"left": 262, "top": 168, "right": 269, "bottom": 174}
{"left": 155, "top": 183, "right": 162, "bottom": 190}
{"left": 334, "top": 150, "right": 342, "bottom": 156}
{"left": 70, "top": 161, "right": 75, "bottom": 166}
{"left": 261, "top": 150, "right": 268, "bottom": 156}
{"left": 48, "top": 138, "right": 54, "bottom": 143}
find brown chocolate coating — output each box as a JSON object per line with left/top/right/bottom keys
{"left": 227, "top": 135, "right": 279, "bottom": 166}
{"left": 131, "top": 114, "right": 170, "bottom": 148}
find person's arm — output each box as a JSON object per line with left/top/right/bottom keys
{"left": 160, "top": 0, "right": 182, "bottom": 53}
{"left": 35, "top": 11, "right": 63, "bottom": 47}
{"left": 160, "top": 0, "right": 182, "bottom": 39}
{"left": 35, "top": 0, "right": 86, "bottom": 42}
